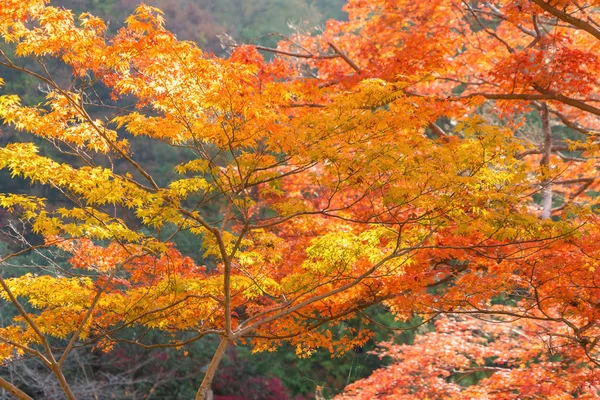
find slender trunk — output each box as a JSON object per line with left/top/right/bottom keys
{"left": 223, "top": 257, "right": 232, "bottom": 335}
{"left": 540, "top": 102, "right": 553, "bottom": 219}
{"left": 541, "top": 179, "right": 552, "bottom": 219}
{"left": 195, "top": 338, "right": 230, "bottom": 400}
{"left": 0, "top": 376, "right": 33, "bottom": 400}
{"left": 51, "top": 364, "right": 77, "bottom": 400}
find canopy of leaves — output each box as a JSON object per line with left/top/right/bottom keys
{"left": 0, "top": 0, "right": 599, "bottom": 399}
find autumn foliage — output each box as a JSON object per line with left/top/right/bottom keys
{"left": 338, "top": 316, "right": 600, "bottom": 399}
{"left": 0, "top": 0, "right": 599, "bottom": 398}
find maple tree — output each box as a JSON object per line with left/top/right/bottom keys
{"left": 0, "top": 0, "right": 599, "bottom": 399}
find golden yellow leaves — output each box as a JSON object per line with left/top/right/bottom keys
{"left": 303, "top": 229, "right": 384, "bottom": 274}
{"left": 0, "top": 194, "right": 45, "bottom": 213}
{"left": 169, "top": 178, "right": 211, "bottom": 198}
{"left": 0, "top": 268, "right": 278, "bottom": 341}
{"left": 78, "top": 12, "right": 106, "bottom": 34}
{"left": 0, "top": 275, "right": 179, "bottom": 342}
{"left": 0, "top": 144, "right": 163, "bottom": 241}
{"left": 125, "top": 4, "right": 166, "bottom": 33}
{"left": 0, "top": 275, "right": 96, "bottom": 344}
{"left": 2, "top": 4, "right": 102, "bottom": 71}
{"left": 175, "top": 159, "right": 210, "bottom": 175}
{"left": 113, "top": 113, "right": 190, "bottom": 143}
{"left": 0, "top": 144, "right": 135, "bottom": 205}
{"left": 0, "top": 91, "right": 121, "bottom": 153}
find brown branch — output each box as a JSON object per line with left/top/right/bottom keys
{"left": 428, "top": 122, "right": 451, "bottom": 142}
{"left": 358, "top": 311, "right": 440, "bottom": 332}
{"left": 0, "top": 376, "right": 32, "bottom": 400}
{"left": 252, "top": 45, "right": 340, "bottom": 59}
{"left": 556, "top": 152, "right": 585, "bottom": 162}
{"left": 286, "top": 103, "right": 327, "bottom": 108}
{"left": 462, "top": 93, "right": 548, "bottom": 101}
{"left": 546, "top": 106, "right": 600, "bottom": 135}
{"left": 483, "top": 3, "right": 537, "bottom": 36}
{"left": 554, "top": 178, "right": 594, "bottom": 185}
{"left": 516, "top": 148, "right": 543, "bottom": 159}
{"left": 458, "top": 90, "right": 600, "bottom": 117}
{"left": 533, "top": 85, "right": 600, "bottom": 117}
{"left": 531, "top": 0, "right": 600, "bottom": 41}
{"left": 453, "top": 366, "right": 511, "bottom": 374}
{"left": 327, "top": 42, "right": 362, "bottom": 73}
{"left": 552, "top": 179, "right": 595, "bottom": 213}
{"left": 462, "top": 0, "right": 515, "bottom": 53}
{"left": 110, "top": 332, "right": 216, "bottom": 349}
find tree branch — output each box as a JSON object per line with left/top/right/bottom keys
{"left": 531, "top": 0, "right": 600, "bottom": 41}
{"left": 0, "top": 376, "right": 32, "bottom": 400}
{"left": 327, "top": 42, "right": 362, "bottom": 73}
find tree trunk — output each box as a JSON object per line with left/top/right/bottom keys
{"left": 540, "top": 102, "right": 553, "bottom": 220}
{"left": 51, "top": 364, "right": 77, "bottom": 400}
{"left": 195, "top": 338, "right": 230, "bottom": 400}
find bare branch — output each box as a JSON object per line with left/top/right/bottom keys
{"left": 327, "top": 42, "right": 362, "bottom": 73}
{"left": 531, "top": 0, "right": 600, "bottom": 41}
